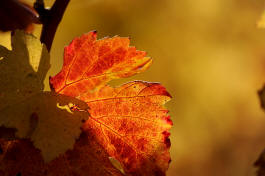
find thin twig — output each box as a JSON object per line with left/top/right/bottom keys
{"left": 34, "top": 0, "right": 70, "bottom": 52}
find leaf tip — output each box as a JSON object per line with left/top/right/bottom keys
{"left": 162, "top": 131, "right": 171, "bottom": 148}
{"left": 91, "top": 30, "right": 97, "bottom": 35}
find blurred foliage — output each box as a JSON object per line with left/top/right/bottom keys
{"left": 258, "top": 11, "right": 265, "bottom": 29}
{"left": 1, "top": 0, "right": 265, "bottom": 175}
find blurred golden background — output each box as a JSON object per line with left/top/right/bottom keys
{"left": 1, "top": 0, "right": 265, "bottom": 175}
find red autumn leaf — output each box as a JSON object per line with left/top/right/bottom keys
{"left": 0, "top": 133, "right": 124, "bottom": 176}
{"left": 0, "top": 31, "right": 171, "bottom": 176}
{"left": 50, "top": 32, "right": 172, "bottom": 175}
{"left": 49, "top": 31, "right": 152, "bottom": 97}
{"left": 81, "top": 81, "right": 172, "bottom": 175}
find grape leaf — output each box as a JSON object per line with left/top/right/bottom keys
{"left": 50, "top": 32, "right": 172, "bottom": 175}
{"left": 0, "top": 30, "right": 49, "bottom": 110}
{"left": 0, "top": 31, "right": 89, "bottom": 162}
{"left": 0, "top": 133, "right": 124, "bottom": 176}
{"left": 0, "top": 92, "right": 89, "bottom": 162}
{"left": 49, "top": 31, "right": 152, "bottom": 96}
{"left": 0, "top": 30, "right": 172, "bottom": 175}
{"left": 81, "top": 81, "right": 172, "bottom": 175}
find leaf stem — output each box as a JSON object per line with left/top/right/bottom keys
{"left": 34, "top": 0, "right": 70, "bottom": 52}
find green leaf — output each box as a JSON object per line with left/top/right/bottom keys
{"left": 0, "top": 31, "right": 89, "bottom": 162}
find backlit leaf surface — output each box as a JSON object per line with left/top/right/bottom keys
{"left": 0, "top": 30, "right": 172, "bottom": 176}
{"left": 0, "top": 31, "right": 89, "bottom": 162}
{"left": 49, "top": 31, "right": 152, "bottom": 97}
{"left": 0, "top": 133, "right": 124, "bottom": 176}
{"left": 50, "top": 32, "right": 172, "bottom": 175}
{"left": 0, "top": 92, "right": 89, "bottom": 162}
{"left": 81, "top": 81, "right": 172, "bottom": 175}
{"left": 0, "top": 30, "right": 49, "bottom": 110}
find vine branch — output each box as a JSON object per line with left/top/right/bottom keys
{"left": 34, "top": 0, "right": 70, "bottom": 52}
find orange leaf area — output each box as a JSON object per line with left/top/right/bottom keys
{"left": 81, "top": 81, "right": 172, "bottom": 175}
{"left": 48, "top": 32, "right": 172, "bottom": 175}
{"left": 0, "top": 133, "right": 124, "bottom": 176}
{"left": 0, "top": 31, "right": 172, "bottom": 175}
{"left": 49, "top": 31, "right": 152, "bottom": 97}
